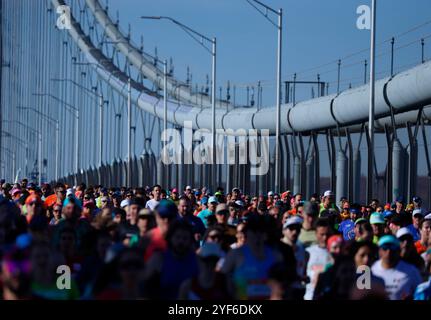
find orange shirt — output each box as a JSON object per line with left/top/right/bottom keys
{"left": 289, "top": 208, "right": 298, "bottom": 216}
{"left": 415, "top": 240, "right": 427, "bottom": 254}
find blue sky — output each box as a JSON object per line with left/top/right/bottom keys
{"left": 108, "top": 0, "right": 431, "bottom": 104}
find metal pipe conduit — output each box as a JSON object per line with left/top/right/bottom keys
{"left": 53, "top": 0, "right": 431, "bottom": 136}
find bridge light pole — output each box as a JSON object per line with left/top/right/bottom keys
{"left": 16, "top": 106, "right": 60, "bottom": 182}
{"left": 32, "top": 93, "right": 79, "bottom": 180}
{"left": 51, "top": 77, "right": 106, "bottom": 168}
{"left": 127, "top": 78, "right": 132, "bottom": 187}
{"left": 245, "top": 0, "right": 283, "bottom": 193}
{"left": 2, "top": 131, "right": 29, "bottom": 180}
{"left": 368, "top": 0, "right": 377, "bottom": 203}
{"left": 3, "top": 120, "right": 42, "bottom": 185}
{"left": 1, "top": 147, "right": 16, "bottom": 183}
{"left": 141, "top": 16, "right": 217, "bottom": 187}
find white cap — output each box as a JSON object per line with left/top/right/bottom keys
{"left": 283, "top": 216, "right": 303, "bottom": 229}
{"left": 425, "top": 213, "right": 431, "bottom": 220}
{"left": 396, "top": 227, "right": 413, "bottom": 239}
{"left": 235, "top": 200, "right": 245, "bottom": 207}
{"left": 120, "top": 199, "right": 131, "bottom": 208}
{"left": 412, "top": 208, "right": 424, "bottom": 217}
{"left": 324, "top": 190, "right": 334, "bottom": 197}
{"left": 66, "top": 188, "right": 74, "bottom": 197}
{"left": 208, "top": 196, "right": 218, "bottom": 204}
{"left": 268, "top": 191, "right": 274, "bottom": 196}
{"left": 185, "top": 185, "right": 192, "bottom": 191}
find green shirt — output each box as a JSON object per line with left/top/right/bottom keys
{"left": 299, "top": 228, "right": 317, "bottom": 248}
{"left": 319, "top": 203, "right": 340, "bottom": 216}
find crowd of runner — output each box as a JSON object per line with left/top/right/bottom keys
{"left": 0, "top": 177, "right": 430, "bottom": 300}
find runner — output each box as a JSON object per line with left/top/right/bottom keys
{"left": 221, "top": 215, "right": 283, "bottom": 300}
{"left": 371, "top": 235, "right": 422, "bottom": 300}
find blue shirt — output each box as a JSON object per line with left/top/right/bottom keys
{"left": 338, "top": 219, "right": 355, "bottom": 241}
{"left": 406, "top": 224, "right": 421, "bottom": 242}
{"left": 180, "top": 214, "right": 206, "bottom": 235}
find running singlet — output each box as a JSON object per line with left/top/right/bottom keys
{"left": 232, "top": 245, "right": 275, "bottom": 300}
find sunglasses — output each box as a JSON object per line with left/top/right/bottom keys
{"left": 287, "top": 225, "right": 301, "bottom": 232}
{"left": 208, "top": 234, "right": 221, "bottom": 240}
{"left": 53, "top": 209, "right": 61, "bottom": 213}
{"left": 28, "top": 201, "right": 38, "bottom": 206}
{"left": 216, "top": 210, "right": 229, "bottom": 216}
{"left": 57, "top": 190, "right": 66, "bottom": 194}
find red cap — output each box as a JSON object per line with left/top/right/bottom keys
{"left": 25, "top": 194, "right": 43, "bottom": 206}
{"left": 327, "top": 235, "right": 343, "bottom": 251}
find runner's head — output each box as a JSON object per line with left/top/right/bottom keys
{"left": 154, "top": 199, "right": 178, "bottom": 234}
{"left": 54, "top": 183, "right": 66, "bottom": 202}
{"left": 315, "top": 218, "right": 331, "bottom": 248}
{"left": 282, "top": 216, "right": 303, "bottom": 244}
{"left": 152, "top": 184, "right": 162, "bottom": 201}
{"left": 349, "top": 240, "right": 378, "bottom": 268}
{"left": 378, "top": 235, "right": 401, "bottom": 266}
{"left": 166, "top": 219, "right": 194, "bottom": 256}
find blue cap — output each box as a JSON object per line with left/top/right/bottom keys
{"left": 63, "top": 196, "right": 82, "bottom": 210}
{"left": 200, "top": 197, "right": 208, "bottom": 205}
{"left": 378, "top": 235, "right": 400, "bottom": 249}
{"left": 412, "top": 196, "right": 422, "bottom": 204}
{"left": 155, "top": 199, "right": 178, "bottom": 219}
{"left": 208, "top": 196, "right": 218, "bottom": 204}
{"left": 16, "top": 233, "right": 32, "bottom": 249}
{"left": 383, "top": 210, "right": 394, "bottom": 218}
{"left": 350, "top": 208, "right": 359, "bottom": 214}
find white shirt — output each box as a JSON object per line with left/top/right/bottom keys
{"left": 145, "top": 199, "right": 159, "bottom": 211}
{"left": 304, "top": 244, "right": 332, "bottom": 300}
{"left": 371, "top": 259, "right": 422, "bottom": 300}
